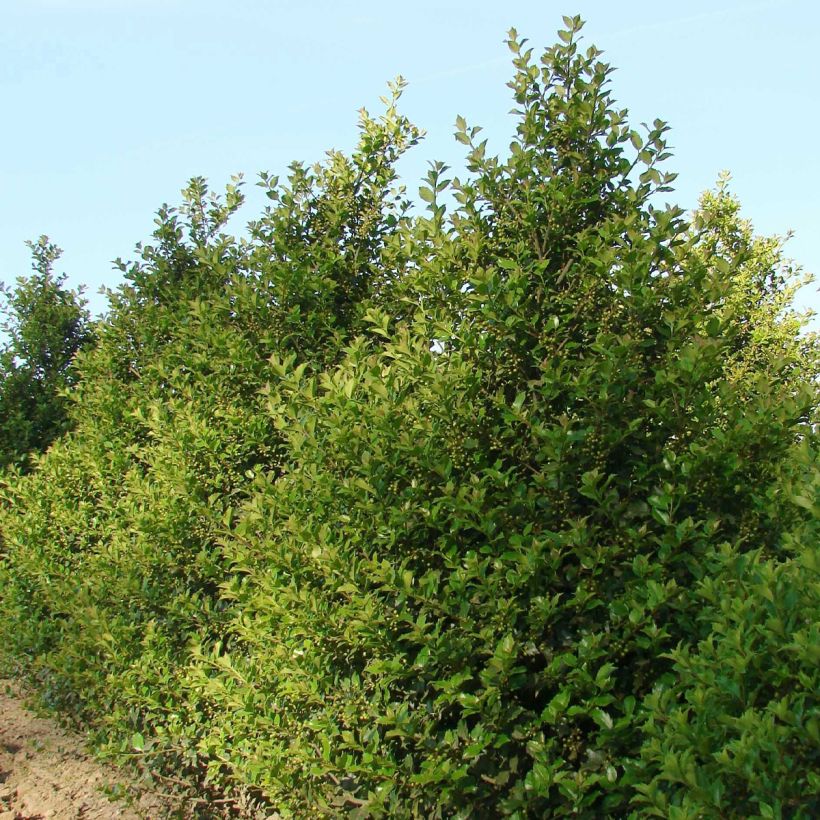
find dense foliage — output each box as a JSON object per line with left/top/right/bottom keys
{"left": 1, "top": 18, "right": 817, "bottom": 818}
{"left": 0, "top": 237, "right": 94, "bottom": 470}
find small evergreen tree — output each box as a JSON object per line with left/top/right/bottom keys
{"left": 0, "top": 237, "right": 94, "bottom": 470}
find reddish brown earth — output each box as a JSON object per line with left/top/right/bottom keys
{"left": 0, "top": 680, "right": 177, "bottom": 820}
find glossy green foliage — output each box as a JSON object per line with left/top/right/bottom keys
{"left": 0, "top": 237, "right": 94, "bottom": 470}
{"left": 636, "top": 508, "right": 819, "bottom": 818}
{"left": 0, "top": 18, "right": 817, "bottom": 818}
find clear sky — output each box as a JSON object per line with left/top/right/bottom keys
{"left": 2, "top": 0, "right": 818, "bottom": 326}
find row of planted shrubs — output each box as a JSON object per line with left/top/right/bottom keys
{"left": 1, "top": 18, "right": 817, "bottom": 817}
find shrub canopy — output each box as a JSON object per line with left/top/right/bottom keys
{"left": 0, "top": 17, "right": 817, "bottom": 818}
{"left": 0, "top": 237, "right": 94, "bottom": 470}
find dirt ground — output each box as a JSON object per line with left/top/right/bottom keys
{"left": 0, "top": 679, "right": 178, "bottom": 820}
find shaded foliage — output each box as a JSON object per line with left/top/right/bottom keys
{"left": 0, "top": 237, "right": 94, "bottom": 470}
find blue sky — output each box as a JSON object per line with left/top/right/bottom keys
{"left": 2, "top": 0, "right": 818, "bottom": 325}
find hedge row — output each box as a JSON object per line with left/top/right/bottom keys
{"left": 1, "top": 18, "right": 817, "bottom": 817}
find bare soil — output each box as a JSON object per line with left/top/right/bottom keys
{"left": 0, "top": 679, "right": 177, "bottom": 820}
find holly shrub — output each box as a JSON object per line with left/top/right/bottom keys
{"left": 0, "top": 17, "right": 817, "bottom": 818}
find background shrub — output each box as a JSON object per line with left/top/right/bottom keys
{"left": 0, "top": 237, "right": 94, "bottom": 470}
